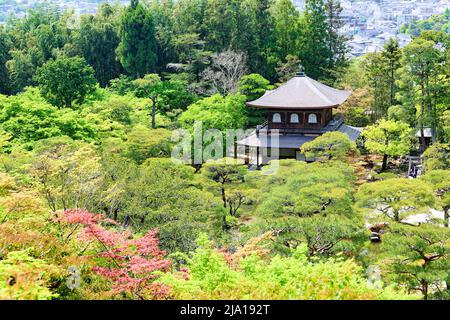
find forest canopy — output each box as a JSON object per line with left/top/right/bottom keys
{"left": 0, "top": 0, "right": 449, "bottom": 301}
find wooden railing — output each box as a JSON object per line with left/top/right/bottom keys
{"left": 256, "top": 117, "right": 344, "bottom": 135}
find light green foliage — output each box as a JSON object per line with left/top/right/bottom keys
{"left": 179, "top": 94, "right": 248, "bottom": 131}
{"left": 0, "top": 89, "right": 97, "bottom": 145}
{"left": 400, "top": 9, "right": 450, "bottom": 36}
{"left": 388, "top": 105, "right": 414, "bottom": 124}
{"left": 0, "top": 249, "right": 59, "bottom": 300}
{"left": 253, "top": 160, "right": 364, "bottom": 256}
{"left": 29, "top": 138, "right": 103, "bottom": 212}
{"left": 237, "top": 73, "right": 272, "bottom": 127}
{"left": 301, "top": 131, "right": 358, "bottom": 161}
{"left": 125, "top": 125, "right": 172, "bottom": 164}
{"left": 257, "top": 161, "right": 355, "bottom": 218}
{"left": 120, "top": 159, "right": 223, "bottom": 252}
{"left": 400, "top": 33, "right": 448, "bottom": 148}
{"left": 356, "top": 178, "right": 435, "bottom": 223}
{"left": 382, "top": 224, "right": 450, "bottom": 300}
{"left": 35, "top": 55, "right": 97, "bottom": 108}
{"left": 422, "top": 143, "right": 450, "bottom": 171}
{"left": 161, "top": 234, "right": 414, "bottom": 300}
{"left": 202, "top": 158, "right": 247, "bottom": 230}
{"left": 362, "top": 119, "right": 412, "bottom": 170}
{"left": 421, "top": 169, "right": 450, "bottom": 226}
{"left": 442, "top": 110, "right": 450, "bottom": 143}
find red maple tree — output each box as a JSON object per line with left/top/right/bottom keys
{"left": 61, "top": 209, "right": 171, "bottom": 300}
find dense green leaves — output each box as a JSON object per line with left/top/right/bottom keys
{"left": 362, "top": 119, "right": 412, "bottom": 170}
{"left": 301, "top": 131, "right": 358, "bottom": 161}
{"left": 179, "top": 94, "right": 248, "bottom": 131}
{"left": 116, "top": 0, "right": 158, "bottom": 78}
{"left": 161, "top": 234, "right": 413, "bottom": 300}
{"left": 356, "top": 178, "right": 435, "bottom": 223}
{"left": 35, "top": 56, "right": 97, "bottom": 108}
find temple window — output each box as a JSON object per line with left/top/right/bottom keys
{"left": 290, "top": 113, "right": 300, "bottom": 123}
{"left": 273, "top": 113, "right": 282, "bottom": 123}
{"left": 308, "top": 113, "right": 318, "bottom": 124}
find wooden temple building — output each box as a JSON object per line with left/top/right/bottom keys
{"left": 237, "top": 71, "right": 362, "bottom": 166}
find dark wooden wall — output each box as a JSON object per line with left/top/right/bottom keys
{"left": 267, "top": 108, "right": 333, "bottom": 131}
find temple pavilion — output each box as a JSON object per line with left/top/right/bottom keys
{"left": 237, "top": 70, "right": 362, "bottom": 166}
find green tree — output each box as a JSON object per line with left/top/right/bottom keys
{"left": 74, "top": 4, "right": 123, "bottom": 87}
{"left": 240, "top": 0, "right": 276, "bottom": 79}
{"left": 422, "top": 143, "right": 450, "bottom": 171}
{"left": 253, "top": 160, "right": 363, "bottom": 256}
{"left": 237, "top": 73, "right": 272, "bottom": 102}
{"left": 116, "top": 0, "right": 158, "bottom": 78}
{"left": 0, "top": 249, "right": 59, "bottom": 300}
{"left": 0, "top": 89, "right": 96, "bottom": 144}
{"left": 125, "top": 125, "right": 172, "bottom": 164}
{"left": 275, "top": 54, "right": 301, "bottom": 83}
{"left": 381, "top": 38, "right": 402, "bottom": 107}
{"left": 121, "top": 158, "right": 223, "bottom": 252}
{"left": 363, "top": 52, "right": 390, "bottom": 121}
{"left": 133, "top": 74, "right": 164, "bottom": 129}
{"left": 301, "top": 132, "right": 358, "bottom": 161}
{"left": 300, "top": 0, "right": 329, "bottom": 80}
{"left": 356, "top": 178, "right": 435, "bottom": 223}
{"left": 202, "top": 158, "right": 246, "bottom": 230}
{"left": 362, "top": 119, "right": 412, "bottom": 171}
{"left": 422, "top": 170, "right": 450, "bottom": 227}
{"left": 29, "top": 138, "right": 103, "bottom": 212}
{"left": 237, "top": 73, "right": 272, "bottom": 126}
{"left": 179, "top": 94, "right": 248, "bottom": 131}
{"left": 323, "top": 0, "right": 348, "bottom": 82}
{"left": 0, "top": 28, "right": 10, "bottom": 94}
{"left": 382, "top": 224, "right": 449, "bottom": 300}
{"left": 35, "top": 55, "right": 97, "bottom": 108}
{"left": 401, "top": 36, "right": 444, "bottom": 149}
{"left": 270, "top": 0, "right": 301, "bottom": 62}
{"left": 300, "top": 0, "right": 348, "bottom": 82}
{"left": 161, "top": 233, "right": 413, "bottom": 300}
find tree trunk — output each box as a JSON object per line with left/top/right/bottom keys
{"left": 221, "top": 186, "right": 227, "bottom": 208}
{"left": 419, "top": 79, "right": 427, "bottom": 153}
{"left": 222, "top": 214, "right": 228, "bottom": 231}
{"left": 444, "top": 207, "right": 449, "bottom": 228}
{"left": 382, "top": 154, "right": 388, "bottom": 171}
{"left": 151, "top": 105, "right": 156, "bottom": 129}
{"left": 422, "top": 281, "right": 429, "bottom": 300}
{"left": 393, "top": 209, "right": 400, "bottom": 223}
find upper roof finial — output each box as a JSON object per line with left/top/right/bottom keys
{"left": 296, "top": 64, "right": 306, "bottom": 77}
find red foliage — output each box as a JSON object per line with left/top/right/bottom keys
{"left": 61, "top": 210, "right": 171, "bottom": 300}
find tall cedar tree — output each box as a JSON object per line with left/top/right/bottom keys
{"left": 0, "top": 29, "right": 10, "bottom": 94}
{"left": 76, "top": 4, "right": 124, "bottom": 87}
{"left": 117, "top": 0, "right": 158, "bottom": 78}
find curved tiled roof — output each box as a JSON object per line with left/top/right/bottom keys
{"left": 247, "top": 74, "right": 351, "bottom": 109}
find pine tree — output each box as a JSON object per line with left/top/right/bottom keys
{"left": 300, "top": 0, "right": 329, "bottom": 80}
{"left": 324, "top": 0, "right": 349, "bottom": 82}
{"left": 381, "top": 38, "right": 401, "bottom": 107}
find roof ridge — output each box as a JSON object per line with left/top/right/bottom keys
{"left": 303, "top": 77, "right": 334, "bottom": 105}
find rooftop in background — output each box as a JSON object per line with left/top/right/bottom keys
{"left": 247, "top": 73, "right": 351, "bottom": 109}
